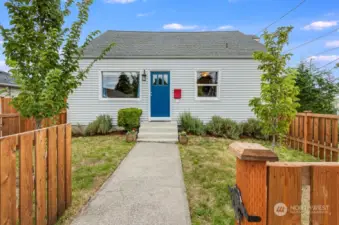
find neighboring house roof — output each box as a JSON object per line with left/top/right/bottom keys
{"left": 83, "top": 30, "right": 266, "bottom": 59}
{"left": 246, "top": 34, "right": 260, "bottom": 40}
{"left": 0, "top": 71, "right": 18, "bottom": 88}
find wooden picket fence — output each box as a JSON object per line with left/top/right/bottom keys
{"left": 286, "top": 111, "right": 339, "bottom": 162}
{"left": 266, "top": 162, "right": 339, "bottom": 225}
{"left": 0, "top": 123, "right": 72, "bottom": 225}
{"left": 0, "top": 97, "right": 67, "bottom": 137}
{"left": 230, "top": 142, "right": 339, "bottom": 225}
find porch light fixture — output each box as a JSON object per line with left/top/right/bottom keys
{"left": 142, "top": 70, "right": 147, "bottom": 81}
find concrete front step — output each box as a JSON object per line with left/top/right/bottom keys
{"left": 139, "top": 127, "right": 178, "bottom": 133}
{"left": 138, "top": 132, "right": 178, "bottom": 139}
{"left": 137, "top": 138, "right": 178, "bottom": 143}
{"left": 140, "top": 122, "right": 177, "bottom": 127}
{"left": 138, "top": 121, "right": 178, "bottom": 143}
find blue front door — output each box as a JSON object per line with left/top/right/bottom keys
{"left": 151, "top": 71, "right": 170, "bottom": 118}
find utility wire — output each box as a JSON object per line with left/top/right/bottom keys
{"left": 285, "top": 27, "right": 339, "bottom": 53}
{"left": 318, "top": 58, "right": 339, "bottom": 70}
{"left": 256, "top": 0, "right": 307, "bottom": 36}
{"left": 329, "top": 65, "right": 338, "bottom": 71}
{"left": 302, "top": 46, "right": 339, "bottom": 61}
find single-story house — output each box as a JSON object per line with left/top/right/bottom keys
{"left": 68, "top": 31, "right": 265, "bottom": 125}
{"left": 0, "top": 71, "right": 19, "bottom": 97}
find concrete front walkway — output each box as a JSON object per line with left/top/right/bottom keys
{"left": 72, "top": 143, "right": 191, "bottom": 225}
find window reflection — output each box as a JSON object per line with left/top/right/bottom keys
{"left": 102, "top": 72, "right": 140, "bottom": 98}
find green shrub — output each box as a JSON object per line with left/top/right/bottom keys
{"left": 179, "top": 112, "right": 205, "bottom": 135}
{"left": 85, "top": 115, "right": 113, "bottom": 136}
{"left": 223, "top": 118, "right": 243, "bottom": 140}
{"left": 118, "top": 108, "right": 143, "bottom": 131}
{"left": 72, "top": 123, "right": 86, "bottom": 136}
{"left": 242, "top": 118, "right": 267, "bottom": 139}
{"left": 205, "top": 116, "right": 225, "bottom": 137}
{"left": 206, "top": 116, "right": 243, "bottom": 139}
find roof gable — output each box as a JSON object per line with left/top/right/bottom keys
{"left": 83, "top": 31, "right": 265, "bottom": 59}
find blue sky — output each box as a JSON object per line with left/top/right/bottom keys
{"left": 0, "top": 0, "right": 339, "bottom": 75}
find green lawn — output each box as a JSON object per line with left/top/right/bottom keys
{"left": 57, "top": 135, "right": 135, "bottom": 225}
{"left": 179, "top": 136, "right": 319, "bottom": 225}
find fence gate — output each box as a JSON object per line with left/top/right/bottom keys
{"left": 267, "top": 162, "right": 339, "bottom": 225}
{"left": 0, "top": 124, "right": 72, "bottom": 225}
{"left": 229, "top": 142, "right": 339, "bottom": 225}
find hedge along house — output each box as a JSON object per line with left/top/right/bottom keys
{"left": 68, "top": 31, "right": 265, "bottom": 126}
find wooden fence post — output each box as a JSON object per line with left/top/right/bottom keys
{"left": 303, "top": 111, "right": 312, "bottom": 153}
{"left": 0, "top": 97, "right": 3, "bottom": 137}
{"left": 229, "top": 142, "right": 278, "bottom": 225}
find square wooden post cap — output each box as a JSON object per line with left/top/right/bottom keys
{"left": 229, "top": 142, "right": 279, "bottom": 162}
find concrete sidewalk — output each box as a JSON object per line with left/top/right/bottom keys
{"left": 71, "top": 143, "right": 191, "bottom": 225}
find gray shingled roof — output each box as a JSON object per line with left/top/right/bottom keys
{"left": 83, "top": 31, "right": 265, "bottom": 59}
{"left": 0, "top": 71, "right": 18, "bottom": 88}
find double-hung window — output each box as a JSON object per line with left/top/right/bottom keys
{"left": 196, "top": 71, "right": 219, "bottom": 98}
{"left": 102, "top": 71, "right": 140, "bottom": 99}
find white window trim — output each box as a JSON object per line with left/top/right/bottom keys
{"left": 195, "top": 70, "right": 221, "bottom": 101}
{"left": 98, "top": 70, "right": 142, "bottom": 101}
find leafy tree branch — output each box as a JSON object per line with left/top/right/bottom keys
{"left": 295, "top": 63, "right": 339, "bottom": 114}
{"left": 0, "top": 0, "right": 114, "bottom": 128}
{"left": 249, "top": 27, "right": 299, "bottom": 149}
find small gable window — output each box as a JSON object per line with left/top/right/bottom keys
{"left": 196, "top": 71, "right": 218, "bottom": 98}
{"left": 102, "top": 71, "right": 140, "bottom": 99}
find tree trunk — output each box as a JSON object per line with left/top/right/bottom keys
{"left": 35, "top": 118, "right": 42, "bottom": 130}
{"left": 272, "top": 119, "right": 277, "bottom": 151}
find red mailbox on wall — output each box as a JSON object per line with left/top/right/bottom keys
{"left": 174, "top": 89, "right": 182, "bottom": 99}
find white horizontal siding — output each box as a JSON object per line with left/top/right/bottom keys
{"left": 0, "top": 87, "right": 20, "bottom": 97}
{"left": 68, "top": 59, "right": 261, "bottom": 125}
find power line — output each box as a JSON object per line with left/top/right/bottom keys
{"left": 285, "top": 27, "right": 339, "bottom": 53}
{"left": 318, "top": 58, "right": 339, "bottom": 70}
{"left": 329, "top": 65, "right": 338, "bottom": 72}
{"left": 302, "top": 46, "right": 339, "bottom": 61}
{"left": 256, "top": 0, "right": 307, "bottom": 36}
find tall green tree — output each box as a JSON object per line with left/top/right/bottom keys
{"left": 131, "top": 75, "right": 139, "bottom": 97}
{"left": 295, "top": 63, "right": 338, "bottom": 114}
{"left": 249, "top": 26, "right": 299, "bottom": 148}
{"left": 115, "top": 73, "right": 132, "bottom": 95}
{"left": 0, "top": 0, "right": 114, "bottom": 128}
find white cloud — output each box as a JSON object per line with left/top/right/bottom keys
{"left": 217, "top": 25, "right": 234, "bottom": 30}
{"left": 325, "top": 40, "right": 339, "bottom": 48}
{"left": 325, "top": 12, "right": 335, "bottom": 16}
{"left": 303, "top": 21, "right": 338, "bottom": 31}
{"left": 104, "top": 0, "right": 136, "bottom": 4}
{"left": 0, "top": 61, "right": 9, "bottom": 72}
{"left": 307, "top": 55, "right": 339, "bottom": 62}
{"left": 137, "top": 11, "right": 155, "bottom": 17}
{"left": 163, "top": 23, "right": 199, "bottom": 30}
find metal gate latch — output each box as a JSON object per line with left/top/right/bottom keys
{"left": 228, "top": 185, "right": 261, "bottom": 224}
